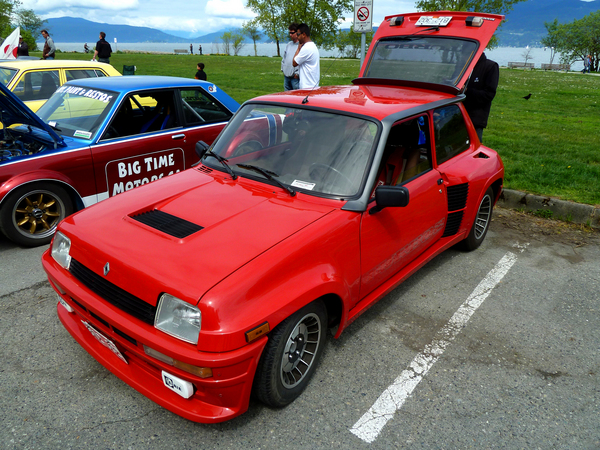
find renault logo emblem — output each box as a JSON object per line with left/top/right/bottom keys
{"left": 103, "top": 262, "right": 110, "bottom": 276}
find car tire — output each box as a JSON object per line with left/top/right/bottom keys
{"left": 461, "top": 187, "right": 493, "bottom": 251}
{"left": 0, "top": 183, "right": 73, "bottom": 247}
{"left": 253, "top": 300, "right": 328, "bottom": 407}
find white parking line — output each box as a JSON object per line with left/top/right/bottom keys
{"left": 350, "top": 251, "right": 519, "bottom": 443}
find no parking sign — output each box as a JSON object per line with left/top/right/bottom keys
{"left": 354, "top": 0, "right": 373, "bottom": 33}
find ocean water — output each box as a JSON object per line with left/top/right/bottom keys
{"left": 53, "top": 42, "right": 585, "bottom": 71}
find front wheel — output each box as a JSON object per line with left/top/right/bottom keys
{"left": 0, "top": 183, "right": 73, "bottom": 247}
{"left": 253, "top": 300, "right": 328, "bottom": 407}
{"left": 461, "top": 187, "right": 494, "bottom": 251}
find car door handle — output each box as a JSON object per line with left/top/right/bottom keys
{"left": 437, "top": 178, "right": 443, "bottom": 185}
{"left": 171, "top": 134, "right": 186, "bottom": 140}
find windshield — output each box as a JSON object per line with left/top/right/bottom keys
{"left": 207, "top": 104, "right": 379, "bottom": 198}
{"left": 36, "top": 84, "right": 118, "bottom": 139}
{"left": 0, "top": 67, "right": 18, "bottom": 86}
{"left": 365, "top": 37, "right": 478, "bottom": 87}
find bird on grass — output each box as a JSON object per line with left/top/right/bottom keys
{"left": 522, "top": 93, "right": 532, "bottom": 100}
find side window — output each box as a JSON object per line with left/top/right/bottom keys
{"left": 433, "top": 104, "right": 470, "bottom": 165}
{"left": 14, "top": 70, "right": 60, "bottom": 101}
{"left": 179, "top": 88, "right": 232, "bottom": 125}
{"left": 101, "top": 90, "right": 180, "bottom": 140}
{"left": 372, "top": 115, "right": 433, "bottom": 196}
{"left": 65, "top": 69, "right": 98, "bottom": 81}
{"left": 94, "top": 70, "right": 108, "bottom": 77}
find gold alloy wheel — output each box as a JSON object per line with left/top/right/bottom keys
{"left": 13, "top": 189, "right": 64, "bottom": 239}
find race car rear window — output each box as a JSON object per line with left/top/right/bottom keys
{"left": 364, "top": 37, "right": 478, "bottom": 87}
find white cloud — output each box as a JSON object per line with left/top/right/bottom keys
{"left": 205, "top": 0, "right": 254, "bottom": 18}
{"left": 23, "top": 0, "right": 138, "bottom": 12}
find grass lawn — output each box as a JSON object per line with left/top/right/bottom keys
{"left": 43, "top": 51, "right": 600, "bottom": 206}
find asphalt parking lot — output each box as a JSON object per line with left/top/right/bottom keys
{"left": 1, "top": 208, "right": 599, "bottom": 449}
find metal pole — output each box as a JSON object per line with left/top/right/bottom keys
{"left": 360, "top": 32, "right": 366, "bottom": 68}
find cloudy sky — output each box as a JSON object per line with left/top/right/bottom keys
{"left": 20, "top": 0, "right": 419, "bottom": 37}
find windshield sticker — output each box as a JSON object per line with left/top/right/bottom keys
{"left": 55, "top": 85, "right": 114, "bottom": 103}
{"left": 291, "top": 180, "right": 316, "bottom": 190}
{"left": 415, "top": 16, "right": 452, "bottom": 27}
{"left": 48, "top": 121, "right": 57, "bottom": 128}
{"left": 73, "top": 130, "right": 93, "bottom": 139}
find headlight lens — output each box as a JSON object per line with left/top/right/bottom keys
{"left": 155, "top": 294, "right": 201, "bottom": 344}
{"left": 51, "top": 231, "right": 71, "bottom": 269}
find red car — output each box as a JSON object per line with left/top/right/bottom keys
{"left": 43, "top": 11, "right": 504, "bottom": 423}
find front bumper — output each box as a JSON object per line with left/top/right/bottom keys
{"left": 44, "top": 250, "right": 267, "bottom": 423}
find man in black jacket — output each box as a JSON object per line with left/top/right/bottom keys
{"left": 93, "top": 32, "right": 112, "bottom": 64}
{"left": 463, "top": 53, "right": 499, "bottom": 143}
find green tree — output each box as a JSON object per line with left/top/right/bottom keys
{"left": 231, "top": 29, "right": 246, "bottom": 56}
{"left": 335, "top": 27, "right": 373, "bottom": 59}
{"left": 1, "top": 0, "right": 44, "bottom": 51}
{"left": 220, "top": 30, "right": 233, "bottom": 55}
{"left": 246, "top": 0, "right": 353, "bottom": 56}
{"left": 544, "top": 11, "right": 600, "bottom": 72}
{"left": 415, "top": 0, "right": 527, "bottom": 48}
{"left": 415, "top": 0, "right": 526, "bottom": 14}
{"left": 243, "top": 22, "right": 262, "bottom": 56}
{"left": 540, "top": 19, "right": 559, "bottom": 65}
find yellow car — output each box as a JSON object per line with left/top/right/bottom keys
{"left": 0, "top": 60, "right": 121, "bottom": 112}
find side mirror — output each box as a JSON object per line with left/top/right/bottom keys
{"left": 369, "top": 185, "right": 410, "bottom": 214}
{"left": 195, "top": 140, "right": 209, "bottom": 159}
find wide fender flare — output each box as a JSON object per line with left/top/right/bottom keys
{"left": 0, "top": 170, "right": 84, "bottom": 208}
{"left": 197, "top": 263, "right": 355, "bottom": 353}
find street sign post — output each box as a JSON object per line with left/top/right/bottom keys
{"left": 354, "top": 0, "right": 373, "bottom": 67}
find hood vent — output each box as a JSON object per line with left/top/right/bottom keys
{"left": 197, "top": 164, "right": 213, "bottom": 174}
{"left": 132, "top": 209, "right": 203, "bottom": 238}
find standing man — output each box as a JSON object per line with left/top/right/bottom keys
{"left": 93, "top": 32, "right": 112, "bottom": 64}
{"left": 17, "top": 36, "right": 29, "bottom": 57}
{"left": 190, "top": 43, "right": 193, "bottom": 55}
{"left": 463, "top": 52, "right": 499, "bottom": 143}
{"left": 281, "top": 23, "right": 300, "bottom": 91}
{"left": 41, "top": 30, "right": 55, "bottom": 60}
{"left": 583, "top": 54, "right": 591, "bottom": 73}
{"left": 293, "top": 23, "right": 320, "bottom": 90}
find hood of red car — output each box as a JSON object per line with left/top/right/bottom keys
{"left": 359, "top": 11, "right": 504, "bottom": 92}
{"left": 63, "top": 169, "right": 336, "bottom": 304}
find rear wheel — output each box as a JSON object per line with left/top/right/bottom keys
{"left": 0, "top": 183, "right": 73, "bottom": 247}
{"left": 253, "top": 300, "right": 328, "bottom": 407}
{"left": 461, "top": 187, "right": 493, "bottom": 251}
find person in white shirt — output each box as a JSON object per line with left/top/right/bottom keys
{"left": 293, "top": 23, "right": 320, "bottom": 90}
{"left": 281, "top": 23, "right": 300, "bottom": 91}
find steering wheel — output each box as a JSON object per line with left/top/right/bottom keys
{"left": 308, "top": 163, "right": 353, "bottom": 190}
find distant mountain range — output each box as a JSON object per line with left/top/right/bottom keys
{"left": 39, "top": 0, "right": 599, "bottom": 47}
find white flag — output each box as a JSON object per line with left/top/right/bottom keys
{"left": 1, "top": 27, "right": 20, "bottom": 59}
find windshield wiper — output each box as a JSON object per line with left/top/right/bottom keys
{"left": 204, "top": 149, "right": 237, "bottom": 179}
{"left": 237, "top": 164, "right": 295, "bottom": 197}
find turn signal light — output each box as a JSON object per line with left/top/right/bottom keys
{"left": 245, "top": 322, "right": 270, "bottom": 343}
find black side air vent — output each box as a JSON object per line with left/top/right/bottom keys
{"left": 447, "top": 183, "right": 469, "bottom": 212}
{"left": 132, "top": 209, "right": 203, "bottom": 238}
{"left": 442, "top": 211, "right": 464, "bottom": 237}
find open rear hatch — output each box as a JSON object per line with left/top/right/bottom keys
{"left": 356, "top": 11, "right": 504, "bottom": 94}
